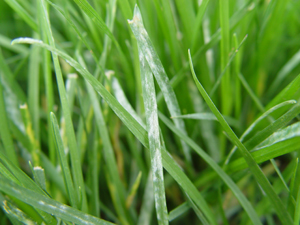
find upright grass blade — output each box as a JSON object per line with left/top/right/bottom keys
{"left": 128, "top": 5, "right": 192, "bottom": 167}
{"left": 27, "top": 44, "right": 40, "bottom": 146}
{"left": 191, "top": 0, "right": 211, "bottom": 51}
{"left": 138, "top": 49, "right": 168, "bottom": 224}
{"left": 50, "top": 112, "right": 77, "bottom": 209}
{"left": 137, "top": 174, "right": 154, "bottom": 225}
{"left": 85, "top": 80, "right": 131, "bottom": 225}
{"left": 39, "top": 0, "right": 87, "bottom": 211}
{"left": 188, "top": 49, "right": 293, "bottom": 225}
{"left": 219, "top": 0, "right": 231, "bottom": 116}
{"left": 0, "top": 176, "right": 115, "bottom": 225}
{"left": 0, "top": 76, "right": 18, "bottom": 165}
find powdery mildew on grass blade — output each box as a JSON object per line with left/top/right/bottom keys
{"left": 255, "top": 121, "right": 300, "bottom": 150}
{"left": 11, "top": 37, "right": 217, "bottom": 225}
{"left": 225, "top": 100, "right": 296, "bottom": 164}
{"left": 0, "top": 177, "right": 115, "bottom": 225}
{"left": 128, "top": 5, "right": 191, "bottom": 164}
{"left": 135, "top": 44, "right": 168, "bottom": 224}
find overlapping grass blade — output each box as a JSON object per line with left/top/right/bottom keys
{"left": 50, "top": 112, "right": 77, "bottom": 208}
{"left": 244, "top": 102, "right": 300, "bottom": 150}
{"left": 137, "top": 48, "right": 168, "bottom": 224}
{"left": 171, "top": 113, "right": 239, "bottom": 128}
{"left": 0, "top": 176, "right": 115, "bottom": 225}
{"left": 85, "top": 80, "right": 131, "bottom": 224}
{"left": 225, "top": 100, "right": 296, "bottom": 164}
{"left": 137, "top": 174, "right": 154, "bottom": 225}
{"left": 12, "top": 36, "right": 218, "bottom": 225}
{"left": 189, "top": 49, "right": 293, "bottom": 225}
{"left": 158, "top": 112, "right": 262, "bottom": 225}
{"left": 39, "top": 0, "right": 87, "bottom": 211}
{"left": 0, "top": 76, "right": 18, "bottom": 165}
{"left": 128, "top": 5, "right": 192, "bottom": 166}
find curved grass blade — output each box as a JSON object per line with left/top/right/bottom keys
{"left": 268, "top": 49, "right": 300, "bottom": 96}
{"left": 158, "top": 112, "right": 262, "bottom": 225}
{"left": 256, "top": 121, "right": 300, "bottom": 149}
{"left": 138, "top": 51, "right": 168, "bottom": 225}
{"left": 50, "top": 112, "right": 77, "bottom": 209}
{"left": 244, "top": 102, "right": 300, "bottom": 151}
{"left": 0, "top": 176, "right": 115, "bottom": 225}
{"left": 11, "top": 37, "right": 217, "bottom": 225}
{"left": 128, "top": 5, "right": 192, "bottom": 165}
{"left": 225, "top": 100, "right": 296, "bottom": 164}
{"left": 171, "top": 113, "right": 240, "bottom": 128}
{"left": 189, "top": 49, "right": 293, "bottom": 225}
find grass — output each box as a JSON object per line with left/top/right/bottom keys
{"left": 0, "top": 0, "right": 300, "bottom": 224}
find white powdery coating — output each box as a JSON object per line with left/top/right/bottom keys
{"left": 112, "top": 78, "right": 146, "bottom": 129}
{"left": 256, "top": 121, "right": 300, "bottom": 150}
{"left": 12, "top": 37, "right": 43, "bottom": 45}
{"left": 38, "top": 200, "right": 45, "bottom": 205}
{"left": 1, "top": 78, "right": 25, "bottom": 133}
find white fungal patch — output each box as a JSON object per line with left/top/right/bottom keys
{"left": 38, "top": 200, "right": 45, "bottom": 205}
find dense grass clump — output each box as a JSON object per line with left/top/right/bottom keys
{"left": 0, "top": 0, "right": 300, "bottom": 224}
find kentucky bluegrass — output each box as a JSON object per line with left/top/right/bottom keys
{"left": 0, "top": 0, "right": 300, "bottom": 224}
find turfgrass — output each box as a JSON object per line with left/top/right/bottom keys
{"left": 0, "top": 0, "right": 300, "bottom": 224}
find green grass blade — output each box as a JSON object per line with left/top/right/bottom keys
{"left": 27, "top": 45, "right": 41, "bottom": 146}
{"left": 191, "top": 0, "right": 211, "bottom": 51}
{"left": 50, "top": 112, "right": 77, "bottom": 209}
{"left": 189, "top": 49, "right": 293, "bottom": 225}
{"left": 256, "top": 121, "right": 300, "bottom": 149}
{"left": 0, "top": 176, "right": 115, "bottom": 225}
{"left": 219, "top": 0, "right": 231, "bottom": 116}
{"left": 137, "top": 174, "right": 154, "bottom": 225}
{"left": 0, "top": 76, "right": 18, "bottom": 165}
{"left": 171, "top": 113, "right": 240, "bottom": 128}
{"left": 85, "top": 80, "right": 131, "bottom": 224}
{"left": 294, "top": 160, "right": 300, "bottom": 225}
{"left": 225, "top": 100, "right": 296, "bottom": 164}
{"left": 160, "top": 148, "right": 218, "bottom": 225}
{"left": 244, "top": 103, "right": 300, "bottom": 150}
{"left": 39, "top": 0, "right": 87, "bottom": 211}
{"left": 159, "top": 112, "right": 262, "bottom": 225}
{"left": 138, "top": 50, "right": 168, "bottom": 224}
{"left": 210, "top": 34, "right": 248, "bottom": 96}
{"left": 11, "top": 36, "right": 219, "bottom": 225}
{"left": 168, "top": 202, "right": 189, "bottom": 222}
{"left": 128, "top": 5, "right": 192, "bottom": 166}
{"left": 4, "top": 0, "right": 37, "bottom": 31}
{"left": 111, "top": 76, "right": 146, "bottom": 129}
{"left": 72, "top": 0, "right": 116, "bottom": 44}
{"left": 11, "top": 37, "right": 149, "bottom": 148}
{"left": 268, "top": 49, "right": 300, "bottom": 96}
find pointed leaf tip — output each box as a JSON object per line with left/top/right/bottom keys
{"left": 128, "top": 4, "right": 143, "bottom": 24}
